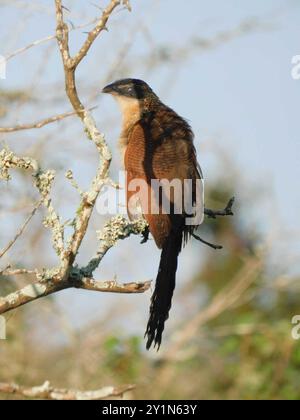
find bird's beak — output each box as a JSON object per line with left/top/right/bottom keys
{"left": 102, "top": 82, "right": 117, "bottom": 94}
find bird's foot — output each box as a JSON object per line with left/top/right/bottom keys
{"left": 140, "top": 226, "right": 150, "bottom": 244}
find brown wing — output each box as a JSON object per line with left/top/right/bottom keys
{"left": 124, "top": 109, "right": 201, "bottom": 248}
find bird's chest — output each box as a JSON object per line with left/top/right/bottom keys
{"left": 124, "top": 131, "right": 147, "bottom": 176}
{"left": 124, "top": 122, "right": 175, "bottom": 176}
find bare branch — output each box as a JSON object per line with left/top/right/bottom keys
{"left": 204, "top": 196, "right": 235, "bottom": 219}
{"left": 0, "top": 276, "right": 151, "bottom": 315}
{"left": 0, "top": 109, "right": 96, "bottom": 134}
{"left": 0, "top": 147, "right": 40, "bottom": 178}
{"left": 0, "top": 265, "right": 11, "bottom": 276}
{"left": 0, "top": 147, "right": 65, "bottom": 259}
{"left": 0, "top": 214, "right": 150, "bottom": 315}
{"left": 65, "top": 170, "right": 84, "bottom": 197}
{"left": 72, "top": 0, "right": 122, "bottom": 68}
{"left": 0, "top": 1, "right": 139, "bottom": 320}
{"left": 191, "top": 198, "right": 235, "bottom": 250}
{"left": 0, "top": 201, "right": 42, "bottom": 259}
{"left": 0, "top": 381, "right": 135, "bottom": 400}
{"left": 191, "top": 233, "right": 223, "bottom": 250}
{"left": 62, "top": 112, "right": 112, "bottom": 271}
{"left": 54, "top": 0, "right": 129, "bottom": 277}
{"left": 80, "top": 277, "right": 151, "bottom": 294}
{"left": 5, "top": 18, "right": 99, "bottom": 62}
{"left": 83, "top": 216, "right": 149, "bottom": 276}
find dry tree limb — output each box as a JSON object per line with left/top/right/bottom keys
{"left": 0, "top": 216, "right": 150, "bottom": 315}
{"left": 204, "top": 196, "right": 235, "bottom": 219}
{"left": 0, "top": 1, "right": 140, "bottom": 319}
{"left": 0, "top": 109, "right": 95, "bottom": 134}
{"left": 79, "top": 278, "right": 151, "bottom": 294}
{"left": 0, "top": 381, "right": 135, "bottom": 400}
{"left": 0, "top": 147, "right": 65, "bottom": 259}
{"left": 0, "top": 277, "right": 151, "bottom": 315}
{"left": 191, "top": 233, "right": 223, "bottom": 250}
{"left": 0, "top": 0, "right": 234, "bottom": 316}
{"left": 0, "top": 0, "right": 143, "bottom": 400}
{"left": 4, "top": 17, "right": 100, "bottom": 62}
{"left": 0, "top": 201, "right": 42, "bottom": 259}
{"left": 54, "top": 0, "right": 123, "bottom": 277}
{"left": 83, "top": 216, "right": 149, "bottom": 275}
{"left": 72, "top": 0, "right": 124, "bottom": 69}
{"left": 191, "top": 197, "right": 234, "bottom": 250}
{"left": 0, "top": 265, "right": 11, "bottom": 276}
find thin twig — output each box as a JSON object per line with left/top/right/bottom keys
{"left": 72, "top": 0, "right": 122, "bottom": 69}
{"left": 54, "top": 0, "right": 125, "bottom": 276}
{"left": 0, "top": 147, "right": 65, "bottom": 259}
{"left": 0, "top": 201, "right": 42, "bottom": 259}
{"left": 204, "top": 196, "right": 235, "bottom": 219}
{"left": 5, "top": 18, "right": 99, "bottom": 62}
{"left": 192, "top": 233, "right": 223, "bottom": 250}
{"left": 0, "top": 215, "right": 150, "bottom": 315}
{"left": 80, "top": 277, "right": 151, "bottom": 294}
{"left": 0, "top": 1, "right": 134, "bottom": 320}
{"left": 0, "top": 108, "right": 96, "bottom": 133}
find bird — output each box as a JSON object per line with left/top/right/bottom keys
{"left": 102, "top": 78, "right": 204, "bottom": 350}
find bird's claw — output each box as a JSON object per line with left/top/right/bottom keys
{"left": 140, "top": 226, "right": 150, "bottom": 244}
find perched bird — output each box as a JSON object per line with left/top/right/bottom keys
{"left": 102, "top": 79, "right": 204, "bottom": 350}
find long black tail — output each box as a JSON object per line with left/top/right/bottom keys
{"left": 145, "top": 231, "right": 183, "bottom": 350}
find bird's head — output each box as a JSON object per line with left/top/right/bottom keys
{"left": 102, "top": 78, "right": 156, "bottom": 100}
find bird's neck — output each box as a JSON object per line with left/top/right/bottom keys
{"left": 116, "top": 97, "right": 141, "bottom": 150}
{"left": 117, "top": 96, "right": 159, "bottom": 149}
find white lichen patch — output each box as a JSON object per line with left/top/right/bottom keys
{"left": 36, "top": 267, "right": 60, "bottom": 282}
{"left": 35, "top": 170, "right": 55, "bottom": 197}
{"left": 0, "top": 148, "right": 14, "bottom": 180}
{"left": 83, "top": 111, "right": 111, "bottom": 161}
{"left": 77, "top": 386, "right": 115, "bottom": 400}
{"left": 65, "top": 169, "right": 73, "bottom": 180}
{"left": 97, "top": 215, "right": 148, "bottom": 247}
{"left": 4, "top": 292, "right": 18, "bottom": 306}
{"left": 0, "top": 147, "right": 39, "bottom": 181}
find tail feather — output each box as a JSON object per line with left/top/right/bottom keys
{"left": 145, "top": 231, "right": 182, "bottom": 350}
